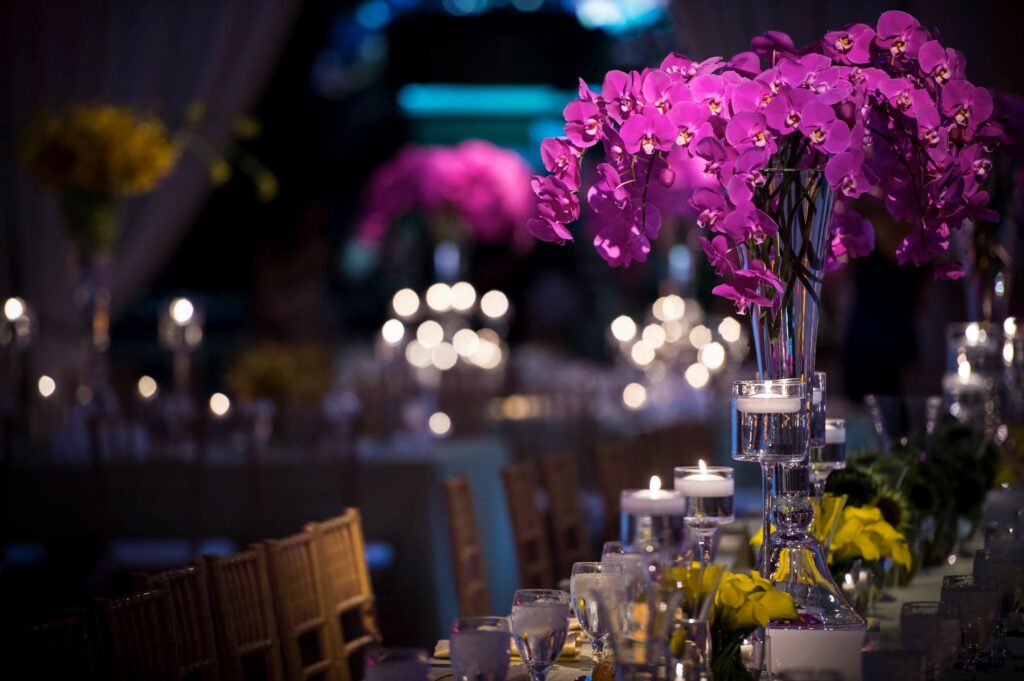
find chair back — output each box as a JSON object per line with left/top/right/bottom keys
{"left": 204, "top": 547, "right": 283, "bottom": 681}
{"left": 95, "top": 590, "right": 178, "bottom": 681}
{"left": 540, "top": 454, "right": 590, "bottom": 578}
{"left": 595, "top": 437, "right": 651, "bottom": 541}
{"left": 304, "top": 509, "right": 381, "bottom": 679}
{"left": 264, "top": 532, "right": 344, "bottom": 681}
{"left": 134, "top": 564, "right": 220, "bottom": 681}
{"left": 501, "top": 461, "right": 554, "bottom": 588}
{"left": 647, "top": 421, "right": 710, "bottom": 482}
{"left": 442, "top": 475, "right": 491, "bottom": 616}
{"left": 15, "top": 607, "right": 93, "bottom": 680}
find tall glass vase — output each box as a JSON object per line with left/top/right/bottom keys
{"left": 74, "top": 250, "right": 115, "bottom": 410}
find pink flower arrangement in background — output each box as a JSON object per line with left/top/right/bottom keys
{"left": 358, "top": 139, "right": 535, "bottom": 248}
{"left": 529, "top": 10, "right": 1006, "bottom": 312}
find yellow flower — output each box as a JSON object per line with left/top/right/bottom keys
{"left": 20, "top": 104, "right": 177, "bottom": 196}
{"left": 830, "top": 505, "right": 912, "bottom": 569}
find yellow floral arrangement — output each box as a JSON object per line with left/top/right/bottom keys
{"left": 830, "top": 505, "right": 912, "bottom": 569}
{"left": 20, "top": 105, "right": 176, "bottom": 196}
{"left": 20, "top": 105, "right": 177, "bottom": 253}
{"left": 665, "top": 564, "right": 798, "bottom": 681}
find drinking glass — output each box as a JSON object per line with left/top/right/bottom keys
{"left": 674, "top": 464, "right": 735, "bottom": 567}
{"left": 899, "top": 602, "right": 959, "bottom": 679}
{"left": 940, "top": 574, "right": 999, "bottom": 672}
{"left": 601, "top": 541, "right": 651, "bottom": 602}
{"left": 732, "top": 378, "right": 808, "bottom": 576}
{"left": 510, "top": 589, "right": 571, "bottom": 681}
{"left": 973, "top": 547, "right": 1024, "bottom": 666}
{"left": 451, "top": 616, "right": 511, "bottom": 681}
{"left": 364, "top": 647, "right": 429, "bottom": 681}
{"left": 570, "top": 562, "right": 623, "bottom": 676}
{"left": 809, "top": 418, "right": 846, "bottom": 498}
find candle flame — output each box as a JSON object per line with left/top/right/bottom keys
{"left": 649, "top": 475, "right": 662, "bottom": 491}
{"left": 698, "top": 459, "right": 707, "bottom": 476}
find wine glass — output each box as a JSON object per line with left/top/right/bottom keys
{"left": 674, "top": 462, "right": 735, "bottom": 567}
{"left": 899, "top": 602, "right": 959, "bottom": 679}
{"left": 451, "top": 616, "right": 511, "bottom": 681}
{"left": 570, "top": 562, "right": 623, "bottom": 678}
{"left": 510, "top": 589, "right": 571, "bottom": 681}
{"left": 732, "top": 378, "right": 808, "bottom": 576}
{"left": 940, "top": 574, "right": 999, "bottom": 673}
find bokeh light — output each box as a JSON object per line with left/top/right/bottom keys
{"left": 685, "top": 363, "right": 710, "bottom": 388}
{"left": 37, "top": 375, "right": 56, "bottom": 398}
{"left": 426, "top": 283, "right": 453, "bottom": 312}
{"left": 480, "top": 290, "right": 509, "bottom": 318}
{"left": 137, "top": 375, "right": 158, "bottom": 399}
{"left": 611, "top": 315, "right": 637, "bottom": 342}
{"left": 209, "top": 392, "right": 231, "bottom": 417}
{"left": 428, "top": 411, "right": 452, "bottom": 436}
{"left": 381, "top": 319, "right": 405, "bottom": 345}
{"left": 392, "top": 288, "right": 420, "bottom": 318}
{"left": 622, "top": 382, "right": 647, "bottom": 410}
{"left": 416, "top": 320, "right": 444, "bottom": 348}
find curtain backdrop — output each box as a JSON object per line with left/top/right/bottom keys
{"left": 0, "top": 0, "right": 300, "bottom": 381}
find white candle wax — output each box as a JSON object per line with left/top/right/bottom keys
{"left": 620, "top": 489, "right": 686, "bottom": 515}
{"left": 735, "top": 394, "right": 802, "bottom": 414}
{"left": 675, "top": 473, "right": 734, "bottom": 497}
{"left": 812, "top": 388, "right": 822, "bottom": 405}
{"left": 825, "top": 422, "right": 846, "bottom": 444}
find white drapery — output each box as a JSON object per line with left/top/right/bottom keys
{"left": 0, "top": 0, "right": 300, "bottom": 379}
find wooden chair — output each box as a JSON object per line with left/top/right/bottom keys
{"left": 264, "top": 532, "right": 344, "bottom": 681}
{"left": 648, "top": 421, "right": 712, "bottom": 483}
{"left": 94, "top": 590, "right": 179, "bottom": 681}
{"left": 501, "top": 461, "right": 554, "bottom": 588}
{"left": 133, "top": 564, "right": 220, "bottom": 681}
{"left": 205, "top": 547, "right": 284, "bottom": 681}
{"left": 15, "top": 607, "right": 93, "bottom": 680}
{"left": 540, "top": 454, "right": 590, "bottom": 578}
{"left": 595, "top": 436, "right": 652, "bottom": 542}
{"left": 442, "top": 475, "right": 491, "bottom": 616}
{"left": 304, "top": 509, "right": 381, "bottom": 681}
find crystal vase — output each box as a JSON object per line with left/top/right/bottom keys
{"left": 743, "top": 169, "right": 864, "bottom": 630}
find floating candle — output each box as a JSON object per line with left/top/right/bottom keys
{"left": 735, "top": 394, "right": 803, "bottom": 414}
{"left": 620, "top": 479, "right": 686, "bottom": 515}
{"left": 825, "top": 421, "right": 846, "bottom": 444}
{"left": 812, "top": 388, "right": 822, "bottom": 405}
{"left": 675, "top": 459, "right": 735, "bottom": 497}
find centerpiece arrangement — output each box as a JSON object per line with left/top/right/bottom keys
{"left": 528, "top": 8, "right": 1006, "bottom": 676}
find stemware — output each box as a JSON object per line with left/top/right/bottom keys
{"left": 940, "top": 574, "right": 999, "bottom": 672}
{"left": 510, "top": 589, "right": 571, "bottom": 681}
{"left": 899, "top": 602, "right": 960, "bottom": 679}
{"left": 600, "top": 541, "right": 653, "bottom": 602}
{"left": 973, "top": 547, "right": 1024, "bottom": 666}
{"left": 450, "top": 616, "right": 511, "bottom": 681}
{"left": 674, "top": 462, "right": 735, "bottom": 567}
{"left": 569, "top": 562, "right": 623, "bottom": 678}
{"left": 364, "top": 647, "right": 429, "bottom": 681}
{"left": 809, "top": 418, "right": 846, "bottom": 498}
{"left": 809, "top": 371, "right": 826, "bottom": 448}
{"left": 732, "top": 378, "right": 809, "bottom": 575}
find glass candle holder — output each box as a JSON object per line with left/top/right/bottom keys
{"left": 674, "top": 462, "right": 735, "bottom": 567}
{"left": 732, "top": 378, "right": 808, "bottom": 575}
{"left": 940, "top": 574, "right": 999, "bottom": 673}
{"left": 619, "top": 486, "right": 687, "bottom": 558}
{"left": 809, "top": 418, "right": 846, "bottom": 497}
{"left": 899, "top": 602, "right": 959, "bottom": 679}
{"left": 809, "top": 371, "right": 826, "bottom": 448}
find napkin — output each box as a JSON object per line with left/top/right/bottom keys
{"left": 433, "top": 631, "right": 581, "bottom": 662}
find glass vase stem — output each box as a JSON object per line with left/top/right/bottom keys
{"left": 759, "top": 462, "right": 775, "bottom": 578}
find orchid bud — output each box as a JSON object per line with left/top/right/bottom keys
{"left": 658, "top": 167, "right": 676, "bottom": 188}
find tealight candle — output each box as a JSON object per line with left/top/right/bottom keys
{"left": 620, "top": 482, "right": 687, "bottom": 516}
{"left": 675, "top": 461, "right": 735, "bottom": 497}
{"left": 735, "top": 394, "right": 803, "bottom": 414}
{"left": 825, "top": 421, "right": 846, "bottom": 444}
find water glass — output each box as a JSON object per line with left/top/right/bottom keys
{"left": 364, "top": 647, "right": 429, "bottom": 681}
{"left": 940, "top": 574, "right": 999, "bottom": 671}
{"left": 899, "top": 602, "right": 959, "bottom": 679}
{"left": 570, "top": 562, "right": 623, "bottom": 670}
{"left": 510, "top": 589, "right": 570, "bottom": 681}
{"left": 601, "top": 541, "right": 662, "bottom": 599}
{"left": 451, "top": 616, "right": 511, "bottom": 681}
{"left": 974, "top": 547, "right": 1024, "bottom": 665}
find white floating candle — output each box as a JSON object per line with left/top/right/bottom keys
{"left": 825, "top": 422, "right": 846, "bottom": 444}
{"left": 675, "top": 460, "right": 734, "bottom": 497}
{"left": 812, "top": 388, "right": 822, "bottom": 405}
{"left": 735, "top": 394, "right": 803, "bottom": 414}
{"left": 620, "top": 486, "right": 686, "bottom": 515}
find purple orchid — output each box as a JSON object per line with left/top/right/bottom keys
{"left": 540, "top": 137, "right": 581, "bottom": 189}
{"left": 602, "top": 70, "right": 641, "bottom": 123}
{"left": 722, "top": 148, "right": 770, "bottom": 203}
{"left": 825, "top": 151, "right": 871, "bottom": 198}
{"left": 829, "top": 210, "right": 875, "bottom": 259}
{"left": 918, "top": 41, "right": 965, "bottom": 86}
{"left": 798, "top": 101, "right": 850, "bottom": 152}
{"left": 875, "top": 10, "right": 927, "bottom": 59}
{"left": 823, "top": 24, "right": 875, "bottom": 64}
{"left": 730, "top": 80, "right": 774, "bottom": 113}
{"left": 700, "top": 235, "right": 740, "bottom": 277}
{"left": 527, "top": 217, "right": 573, "bottom": 244}
{"left": 941, "top": 81, "right": 994, "bottom": 132}
{"left": 642, "top": 69, "right": 688, "bottom": 114}
{"left": 877, "top": 77, "right": 920, "bottom": 114}
{"left": 750, "top": 31, "right": 800, "bottom": 63}
{"left": 718, "top": 200, "right": 779, "bottom": 244}
{"left": 620, "top": 106, "right": 676, "bottom": 155}
{"left": 725, "top": 111, "right": 776, "bottom": 153}
{"left": 690, "top": 187, "right": 727, "bottom": 230}
{"left": 713, "top": 261, "right": 783, "bottom": 313}
{"left": 563, "top": 100, "right": 602, "bottom": 148}
{"left": 690, "top": 74, "right": 729, "bottom": 117}
{"left": 764, "top": 88, "right": 814, "bottom": 133}
{"left": 668, "top": 102, "right": 712, "bottom": 148}
{"left": 532, "top": 175, "right": 580, "bottom": 224}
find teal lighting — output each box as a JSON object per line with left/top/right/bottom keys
{"left": 397, "top": 83, "right": 578, "bottom": 118}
